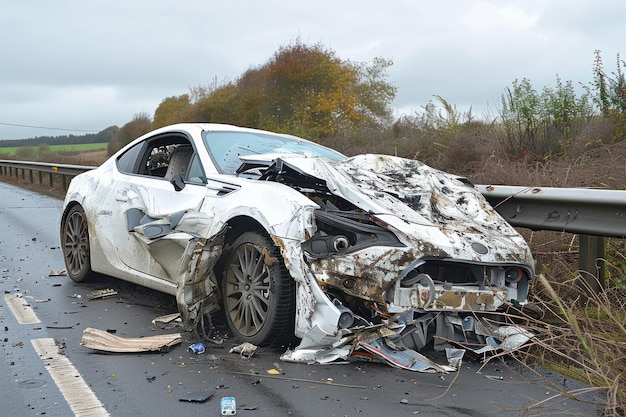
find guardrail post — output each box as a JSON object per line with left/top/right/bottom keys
{"left": 578, "top": 234, "right": 605, "bottom": 294}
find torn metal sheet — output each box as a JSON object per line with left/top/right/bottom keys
{"left": 445, "top": 347, "right": 465, "bottom": 369}
{"left": 355, "top": 339, "right": 454, "bottom": 373}
{"left": 80, "top": 327, "right": 181, "bottom": 353}
{"left": 281, "top": 340, "right": 353, "bottom": 365}
{"left": 468, "top": 323, "right": 534, "bottom": 354}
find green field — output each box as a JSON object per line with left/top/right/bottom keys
{"left": 0, "top": 142, "right": 108, "bottom": 155}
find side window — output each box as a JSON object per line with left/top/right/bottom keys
{"left": 116, "top": 135, "right": 197, "bottom": 179}
{"left": 186, "top": 154, "right": 207, "bottom": 185}
{"left": 116, "top": 142, "right": 143, "bottom": 174}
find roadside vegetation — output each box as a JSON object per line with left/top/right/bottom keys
{"left": 1, "top": 41, "right": 624, "bottom": 415}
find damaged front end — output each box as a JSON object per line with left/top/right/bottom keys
{"left": 259, "top": 154, "right": 535, "bottom": 370}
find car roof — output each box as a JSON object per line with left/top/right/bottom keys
{"left": 150, "top": 123, "right": 302, "bottom": 139}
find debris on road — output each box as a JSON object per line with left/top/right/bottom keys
{"left": 84, "top": 288, "right": 117, "bottom": 300}
{"left": 188, "top": 342, "right": 206, "bottom": 354}
{"left": 221, "top": 396, "right": 236, "bottom": 415}
{"left": 179, "top": 389, "right": 215, "bottom": 403}
{"left": 354, "top": 339, "right": 454, "bottom": 373}
{"left": 280, "top": 319, "right": 532, "bottom": 372}
{"left": 229, "top": 342, "right": 258, "bottom": 358}
{"left": 80, "top": 327, "right": 181, "bottom": 353}
{"left": 152, "top": 312, "right": 183, "bottom": 329}
{"left": 233, "top": 371, "right": 367, "bottom": 389}
{"left": 48, "top": 269, "right": 67, "bottom": 276}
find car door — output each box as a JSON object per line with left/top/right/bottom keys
{"left": 104, "top": 134, "right": 212, "bottom": 283}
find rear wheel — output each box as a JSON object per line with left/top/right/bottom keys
{"left": 61, "top": 205, "right": 93, "bottom": 282}
{"left": 221, "top": 231, "right": 295, "bottom": 346}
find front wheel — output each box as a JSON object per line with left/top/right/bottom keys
{"left": 221, "top": 231, "right": 295, "bottom": 346}
{"left": 61, "top": 205, "right": 93, "bottom": 282}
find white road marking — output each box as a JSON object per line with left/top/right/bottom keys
{"left": 4, "top": 294, "right": 109, "bottom": 416}
{"left": 32, "top": 338, "right": 110, "bottom": 417}
{"left": 4, "top": 294, "right": 40, "bottom": 324}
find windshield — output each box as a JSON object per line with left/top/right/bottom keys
{"left": 202, "top": 130, "right": 346, "bottom": 174}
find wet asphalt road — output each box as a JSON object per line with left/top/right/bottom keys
{"left": 0, "top": 181, "right": 603, "bottom": 417}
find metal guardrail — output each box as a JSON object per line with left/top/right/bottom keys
{"left": 477, "top": 184, "right": 626, "bottom": 292}
{"left": 2, "top": 159, "right": 625, "bottom": 290}
{"left": 476, "top": 184, "right": 626, "bottom": 239}
{"left": 0, "top": 159, "right": 95, "bottom": 191}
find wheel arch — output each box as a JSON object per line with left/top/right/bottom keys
{"left": 59, "top": 201, "right": 85, "bottom": 241}
{"left": 222, "top": 215, "right": 268, "bottom": 246}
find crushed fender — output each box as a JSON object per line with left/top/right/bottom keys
{"left": 80, "top": 327, "right": 181, "bottom": 353}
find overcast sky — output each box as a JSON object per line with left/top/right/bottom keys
{"left": 1, "top": 0, "right": 624, "bottom": 140}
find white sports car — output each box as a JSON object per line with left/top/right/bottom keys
{"left": 61, "top": 123, "right": 534, "bottom": 367}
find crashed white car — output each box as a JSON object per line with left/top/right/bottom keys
{"left": 61, "top": 123, "right": 534, "bottom": 368}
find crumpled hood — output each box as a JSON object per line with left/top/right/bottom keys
{"left": 278, "top": 154, "right": 533, "bottom": 265}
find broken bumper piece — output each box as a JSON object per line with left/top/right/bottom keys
{"left": 282, "top": 311, "right": 533, "bottom": 372}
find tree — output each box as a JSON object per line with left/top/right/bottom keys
{"left": 153, "top": 95, "right": 193, "bottom": 128}
{"left": 107, "top": 113, "right": 153, "bottom": 155}
{"left": 260, "top": 40, "right": 397, "bottom": 140}
{"left": 162, "top": 40, "right": 397, "bottom": 141}
{"left": 352, "top": 56, "right": 397, "bottom": 127}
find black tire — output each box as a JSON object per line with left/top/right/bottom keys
{"left": 221, "top": 231, "right": 295, "bottom": 346}
{"left": 61, "top": 205, "right": 93, "bottom": 282}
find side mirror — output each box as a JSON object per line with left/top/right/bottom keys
{"left": 170, "top": 174, "right": 186, "bottom": 191}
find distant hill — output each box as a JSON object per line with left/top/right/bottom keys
{"left": 0, "top": 125, "right": 119, "bottom": 148}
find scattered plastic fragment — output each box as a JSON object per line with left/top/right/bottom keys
{"left": 179, "top": 390, "right": 215, "bottom": 403}
{"left": 48, "top": 269, "right": 67, "bottom": 276}
{"left": 189, "top": 342, "right": 206, "bottom": 354}
{"left": 267, "top": 369, "right": 280, "bottom": 375}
